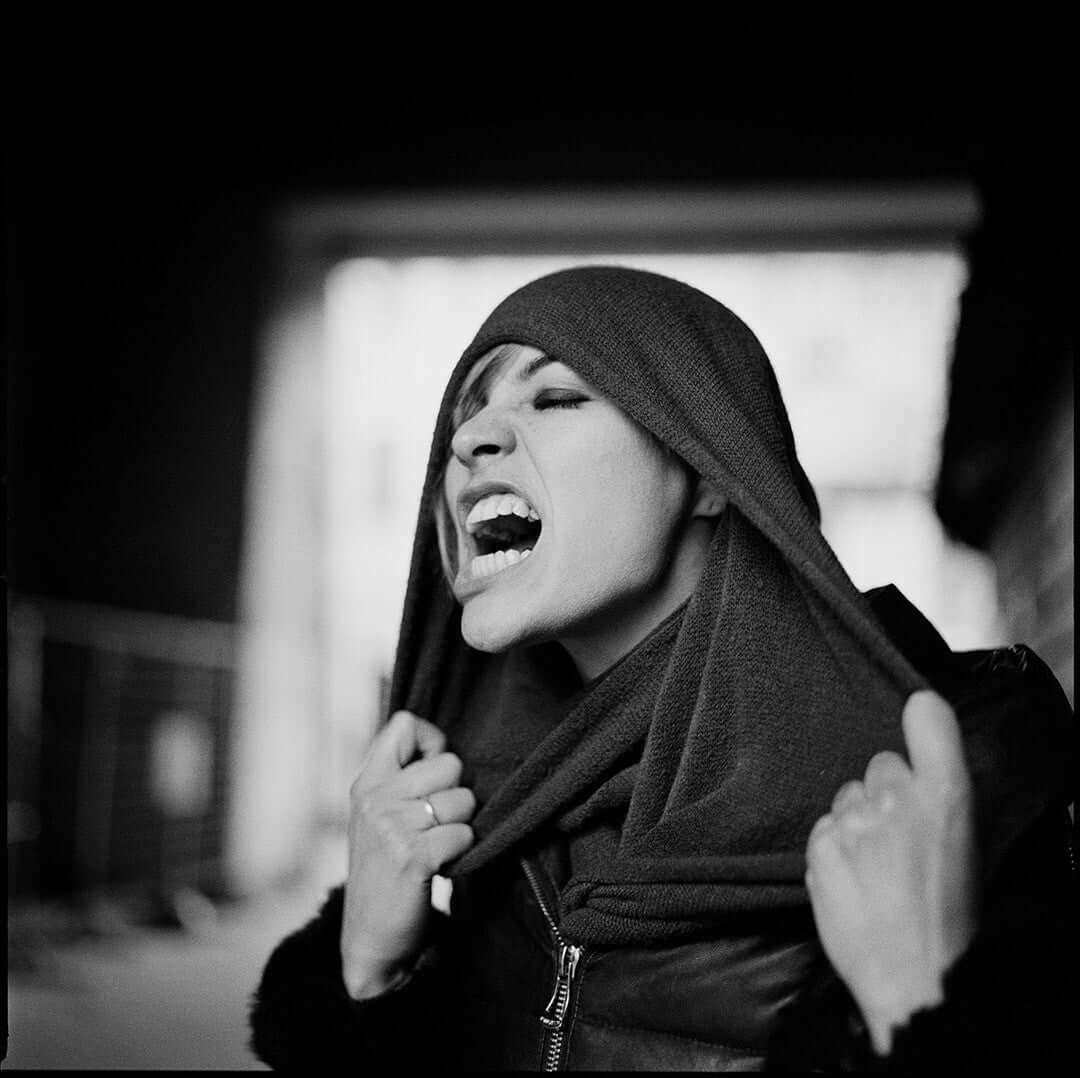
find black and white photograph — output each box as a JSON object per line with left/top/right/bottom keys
{"left": 6, "top": 65, "right": 1076, "bottom": 1070}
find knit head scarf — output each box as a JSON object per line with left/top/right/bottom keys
{"left": 389, "top": 266, "right": 928, "bottom": 946}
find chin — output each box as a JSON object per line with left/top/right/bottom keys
{"left": 460, "top": 601, "right": 540, "bottom": 654}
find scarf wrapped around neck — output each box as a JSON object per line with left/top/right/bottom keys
{"left": 388, "top": 266, "right": 931, "bottom": 946}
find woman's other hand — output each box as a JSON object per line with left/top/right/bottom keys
{"left": 340, "top": 710, "right": 476, "bottom": 999}
{"left": 805, "top": 690, "right": 976, "bottom": 1055}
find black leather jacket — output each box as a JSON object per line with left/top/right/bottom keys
{"left": 250, "top": 594, "right": 1078, "bottom": 1071}
{"left": 412, "top": 846, "right": 839, "bottom": 1070}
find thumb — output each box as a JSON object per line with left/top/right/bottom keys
{"left": 366, "top": 710, "right": 442, "bottom": 775}
{"left": 412, "top": 716, "right": 448, "bottom": 760}
{"left": 902, "top": 690, "right": 970, "bottom": 796}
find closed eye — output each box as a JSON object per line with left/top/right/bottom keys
{"left": 534, "top": 391, "right": 588, "bottom": 411}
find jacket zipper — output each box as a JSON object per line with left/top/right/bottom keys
{"left": 520, "top": 858, "right": 585, "bottom": 1072}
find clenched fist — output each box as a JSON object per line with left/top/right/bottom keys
{"left": 805, "top": 690, "right": 976, "bottom": 1055}
{"left": 340, "top": 710, "right": 476, "bottom": 999}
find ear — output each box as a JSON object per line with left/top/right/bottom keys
{"left": 690, "top": 478, "right": 727, "bottom": 519}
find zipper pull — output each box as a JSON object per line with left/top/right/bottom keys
{"left": 540, "top": 942, "right": 582, "bottom": 1030}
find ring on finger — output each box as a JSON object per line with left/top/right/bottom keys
{"left": 420, "top": 796, "right": 440, "bottom": 828}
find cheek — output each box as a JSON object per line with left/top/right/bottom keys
{"left": 567, "top": 437, "right": 687, "bottom": 553}
{"left": 442, "top": 463, "right": 467, "bottom": 530}
{"left": 439, "top": 462, "right": 469, "bottom": 568}
{"left": 443, "top": 459, "right": 466, "bottom": 503}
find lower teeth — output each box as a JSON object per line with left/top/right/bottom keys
{"left": 471, "top": 547, "right": 532, "bottom": 578}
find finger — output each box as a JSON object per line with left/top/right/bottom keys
{"left": 412, "top": 716, "right": 448, "bottom": 760}
{"left": 362, "top": 711, "right": 423, "bottom": 777}
{"left": 411, "top": 787, "right": 477, "bottom": 830}
{"left": 863, "top": 750, "right": 910, "bottom": 803}
{"left": 420, "top": 823, "right": 475, "bottom": 873}
{"left": 805, "top": 814, "right": 848, "bottom": 877}
{"left": 836, "top": 804, "right": 877, "bottom": 841}
{"left": 902, "top": 690, "right": 971, "bottom": 796}
{"left": 395, "top": 752, "right": 465, "bottom": 798}
{"left": 806, "top": 812, "right": 840, "bottom": 864}
{"left": 806, "top": 811, "right": 834, "bottom": 849}
{"left": 364, "top": 711, "right": 448, "bottom": 774}
{"left": 831, "top": 780, "right": 868, "bottom": 818}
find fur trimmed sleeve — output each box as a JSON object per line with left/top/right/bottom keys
{"left": 248, "top": 886, "right": 453, "bottom": 1070}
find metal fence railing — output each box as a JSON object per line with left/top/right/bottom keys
{"left": 8, "top": 596, "right": 235, "bottom": 922}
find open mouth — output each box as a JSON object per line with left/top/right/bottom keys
{"left": 465, "top": 491, "right": 542, "bottom": 579}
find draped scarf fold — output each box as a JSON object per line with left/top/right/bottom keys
{"left": 388, "top": 266, "right": 932, "bottom": 946}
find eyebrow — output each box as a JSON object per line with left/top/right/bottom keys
{"left": 515, "top": 354, "right": 557, "bottom": 382}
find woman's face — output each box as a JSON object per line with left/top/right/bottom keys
{"left": 442, "top": 343, "right": 717, "bottom": 678}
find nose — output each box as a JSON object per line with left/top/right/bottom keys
{"left": 450, "top": 408, "right": 517, "bottom": 466}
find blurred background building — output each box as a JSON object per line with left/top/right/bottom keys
{"left": 7, "top": 72, "right": 1074, "bottom": 1068}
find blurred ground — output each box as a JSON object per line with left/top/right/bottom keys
{"left": 5, "top": 832, "right": 347, "bottom": 1070}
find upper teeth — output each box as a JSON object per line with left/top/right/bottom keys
{"left": 465, "top": 492, "right": 540, "bottom": 532}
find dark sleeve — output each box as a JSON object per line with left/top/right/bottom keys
{"left": 248, "top": 885, "right": 456, "bottom": 1070}
{"left": 769, "top": 801, "right": 1078, "bottom": 1072}
{"left": 768, "top": 640, "right": 1079, "bottom": 1074}
{"left": 871, "top": 646, "right": 1080, "bottom": 1070}
{"left": 877, "top": 800, "right": 1079, "bottom": 1071}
